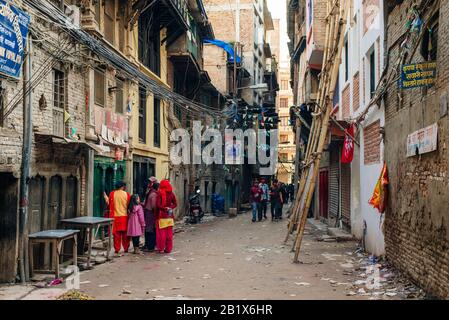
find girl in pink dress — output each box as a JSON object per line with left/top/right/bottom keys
{"left": 127, "top": 195, "right": 146, "bottom": 254}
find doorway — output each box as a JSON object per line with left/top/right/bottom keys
{"left": 0, "top": 173, "right": 18, "bottom": 283}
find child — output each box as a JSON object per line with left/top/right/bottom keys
{"left": 127, "top": 195, "right": 146, "bottom": 254}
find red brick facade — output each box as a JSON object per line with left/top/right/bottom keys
{"left": 353, "top": 72, "right": 360, "bottom": 111}
{"left": 363, "top": 119, "right": 381, "bottom": 165}
{"left": 384, "top": 0, "right": 449, "bottom": 299}
{"left": 342, "top": 83, "right": 351, "bottom": 119}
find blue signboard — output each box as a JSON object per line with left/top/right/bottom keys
{"left": 0, "top": 1, "right": 30, "bottom": 78}
{"left": 399, "top": 61, "right": 437, "bottom": 89}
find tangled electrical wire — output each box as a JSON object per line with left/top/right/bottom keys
{"left": 20, "top": 0, "right": 226, "bottom": 119}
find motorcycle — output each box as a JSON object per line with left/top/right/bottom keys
{"left": 188, "top": 189, "right": 204, "bottom": 224}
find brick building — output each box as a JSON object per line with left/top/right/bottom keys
{"left": 0, "top": 0, "right": 224, "bottom": 284}
{"left": 333, "top": 0, "right": 386, "bottom": 255}
{"left": 0, "top": 1, "right": 91, "bottom": 282}
{"left": 384, "top": 0, "right": 449, "bottom": 298}
{"left": 204, "top": 0, "right": 278, "bottom": 206}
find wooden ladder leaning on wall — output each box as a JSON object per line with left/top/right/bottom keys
{"left": 285, "top": 0, "right": 351, "bottom": 263}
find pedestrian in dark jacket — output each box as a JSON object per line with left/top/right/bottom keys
{"left": 250, "top": 181, "right": 262, "bottom": 222}
{"left": 270, "top": 180, "right": 283, "bottom": 221}
{"left": 143, "top": 181, "right": 159, "bottom": 251}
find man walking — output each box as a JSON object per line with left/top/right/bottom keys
{"left": 259, "top": 178, "right": 270, "bottom": 220}
{"left": 270, "top": 180, "right": 283, "bottom": 221}
{"left": 104, "top": 181, "right": 131, "bottom": 255}
{"left": 289, "top": 183, "right": 295, "bottom": 203}
{"left": 250, "top": 180, "right": 263, "bottom": 222}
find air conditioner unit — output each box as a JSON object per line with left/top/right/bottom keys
{"left": 65, "top": 5, "right": 81, "bottom": 27}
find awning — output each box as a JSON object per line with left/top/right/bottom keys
{"left": 204, "top": 39, "right": 242, "bottom": 63}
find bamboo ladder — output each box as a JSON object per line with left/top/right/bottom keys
{"left": 285, "top": 0, "right": 350, "bottom": 263}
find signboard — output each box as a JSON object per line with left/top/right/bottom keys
{"left": 406, "top": 123, "right": 438, "bottom": 157}
{"left": 400, "top": 62, "right": 436, "bottom": 89}
{"left": 0, "top": 1, "right": 30, "bottom": 78}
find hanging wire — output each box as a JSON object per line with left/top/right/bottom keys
{"left": 21, "top": 0, "right": 226, "bottom": 119}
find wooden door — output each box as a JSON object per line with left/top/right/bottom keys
{"left": 64, "top": 176, "right": 78, "bottom": 260}
{"left": 65, "top": 176, "right": 78, "bottom": 219}
{"left": 28, "top": 176, "right": 45, "bottom": 269}
{"left": 0, "top": 174, "right": 18, "bottom": 283}
{"left": 47, "top": 176, "right": 62, "bottom": 229}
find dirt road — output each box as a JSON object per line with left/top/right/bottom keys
{"left": 78, "top": 206, "right": 392, "bottom": 300}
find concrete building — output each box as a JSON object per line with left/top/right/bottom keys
{"left": 0, "top": 0, "right": 222, "bottom": 283}
{"left": 277, "top": 63, "right": 295, "bottom": 184}
{"left": 333, "top": 0, "right": 386, "bottom": 256}
{"left": 287, "top": 0, "right": 327, "bottom": 217}
{"left": 288, "top": 0, "right": 386, "bottom": 256}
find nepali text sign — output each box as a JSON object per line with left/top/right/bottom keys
{"left": 0, "top": 1, "right": 30, "bottom": 78}
{"left": 406, "top": 123, "right": 438, "bottom": 157}
{"left": 400, "top": 62, "right": 436, "bottom": 89}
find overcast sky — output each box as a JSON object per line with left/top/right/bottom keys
{"left": 267, "top": 0, "right": 290, "bottom": 64}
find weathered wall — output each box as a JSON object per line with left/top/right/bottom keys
{"left": 384, "top": 0, "right": 449, "bottom": 298}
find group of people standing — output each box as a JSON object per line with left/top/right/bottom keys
{"left": 103, "top": 178, "right": 178, "bottom": 255}
{"left": 250, "top": 179, "right": 295, "bottom": 223}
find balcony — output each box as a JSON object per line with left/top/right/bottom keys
{"left": 264, "top": 43, "right": 272, "bottom": 58}
{"left": 157, "top": 0, "right": 190, "bottom": 44}
{"left": 168, "top": 24, "right": 203, "bottom": 73}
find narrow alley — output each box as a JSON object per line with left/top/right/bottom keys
{"left": 69, "top": 207, "right": 423, "bottom": 301}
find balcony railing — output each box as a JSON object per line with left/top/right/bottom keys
{"left": 167, "top": 0, "right": 189, "bottom": 29}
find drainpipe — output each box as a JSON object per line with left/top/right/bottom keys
{"left": 19, "top": 36, "right": 33, "bottom": 283}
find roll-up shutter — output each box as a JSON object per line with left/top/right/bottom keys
{"left": 329, "top": 147, "right": 340, "bottom": 219}
{"left": 341, "top": 162, "right": 351, "bottom": 229}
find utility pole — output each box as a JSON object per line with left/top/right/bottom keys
{"left": 231, "top": 0, "right": 242, "bottom": 210}
{"left": 19, "top": 36, "right": 32, "bottom": 283}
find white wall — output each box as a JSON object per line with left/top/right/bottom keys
{"left": 337, "top": 0, "right": 385, "bottom": 256}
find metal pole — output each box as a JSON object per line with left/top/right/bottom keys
{"left": 19, "top": 36, "right": 33, "bottom": 283}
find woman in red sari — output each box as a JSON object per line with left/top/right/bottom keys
{"left": 156, "top": 180, "right": 177, "bottom": 254}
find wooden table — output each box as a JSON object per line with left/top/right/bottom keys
{"left": 60, "top": 217, "right": 114, "bottom": 269}
{"left": 29, "top": 230, "right": 79, "bottom": 279}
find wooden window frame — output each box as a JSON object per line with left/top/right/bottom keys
{"left": 153, "top": 97, "right": 161, "bottom": 148}
{"left": 421, "top": 13, "right": 439, "bottom": 62}
{"left": 53, "top": 69, "right": 65, "bottom": 110}
{"left": 94, "top": 69, "right": 106, "bottom": 107}
{"left": 280, "top": 98, "right": 289, "bottom": 109}
{"left": 104, "top": 0, "right": 115, "bottom": 45}
{"left": 115, "top": 79, "right": 124, "bottom": 114}
{"left": 138, "top": 87, "right": 147, "bottom": 143}
{"left": 369, "top": 49, "right": 376, "bottom": 99}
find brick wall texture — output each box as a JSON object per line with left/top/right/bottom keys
{"left": 0, "top": 16, "right": 89, "bottom": 257}
{"left": 342, "top": 83, "right": 350, "bottom": 119}
{"left": 384, "top": 0, "right": 449, "bottom": 299}
{"left": 353, "top": 72, "right": 360, "bottom": 111}
{"left": 363, "top": 119, "right": 380, "bottom": 165}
